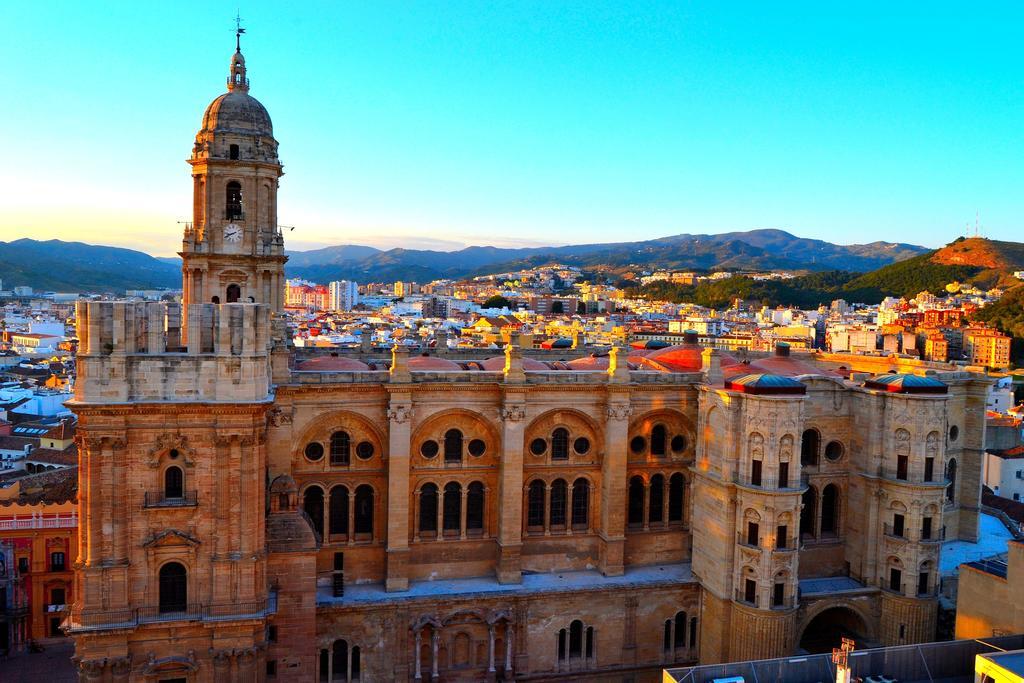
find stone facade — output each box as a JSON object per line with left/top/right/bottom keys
{"left": 64, "top": 47, "right": 993, "bottom": 682}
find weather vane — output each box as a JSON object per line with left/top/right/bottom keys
{"left": 235, "top": 10, "right": 246, "bottom": 52}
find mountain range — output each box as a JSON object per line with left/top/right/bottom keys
{"left": 0, "top": 230, "right": 932, "bottom": 293}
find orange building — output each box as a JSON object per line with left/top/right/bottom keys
{"left": 0, "top": 468, "right": 78, "bottom": 645}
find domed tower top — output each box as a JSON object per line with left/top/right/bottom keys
{"left": 182, "top": 20, "right": 288, "bottom": 313}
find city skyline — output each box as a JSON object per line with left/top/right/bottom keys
{"left": 2, "top": 2, "right": 1021, "bottom": 256}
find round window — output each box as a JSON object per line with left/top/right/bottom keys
{"left": 304, "top": 442, "right": 324, "bottom": 461}
{"left": 824, "top": 441, "right": 844, "bottom": 461}
{"left": 420, "top": 440, "right": 439, "bottom": 458}
{"left": 169, "top": 448, "right": 180, "bottom": 460}
{"left": 574, "top": 437, "right": 591, "bottom": 455}
{"left": 670, "top": 435, "right": 687, "bottom": 453}
{"left": 630, "top": 436, "right": 647, "bottom": 454}
{"left": 356, "top": 441, "right": 375, "bottom": 460}
{"left": 530, "top": 438, "right": 547, "bottom": 456}
{"left": 468, "top": 439, "right": 486, "bottom": 457}
{"left": 949, "top": 425, "right": 959, "bottom": 442}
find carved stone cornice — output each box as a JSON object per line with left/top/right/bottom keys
{"left": 606, "top": 405, "right": 633, "bottom": 421}
{"left": 500, "top": 405, "right": 526, "bottom": 422}
{"left": 387, "top": 405, "right": 414, "bottom": 424}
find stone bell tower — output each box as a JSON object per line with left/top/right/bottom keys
{"left": 181, "top": 40, "right": 286, "bottom": 312}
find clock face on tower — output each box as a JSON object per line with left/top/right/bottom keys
{"left": 223, "top": 223, "right": 243, "bottom": 243}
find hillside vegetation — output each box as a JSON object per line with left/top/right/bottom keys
{"left": 629, "top": 237, "right": 1024, "bottom": 309}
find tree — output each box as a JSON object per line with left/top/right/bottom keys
{"left": 482, "top": 295, "right": 512, "bottom": 309}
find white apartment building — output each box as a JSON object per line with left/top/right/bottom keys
{"left": 329, "top": 280, "right": 359, "bottom": 311}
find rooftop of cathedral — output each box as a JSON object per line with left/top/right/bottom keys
{"left": 317, "top": 562, "right": 693, "bottom": 608}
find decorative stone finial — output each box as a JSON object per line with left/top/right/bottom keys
{"left": 504, "top": 343, "right": 525, "bottom": 383}
{"left": 608, "top": 347, "right": 630, "bottom": 383}
{"left": 390, "top": 343, "right": 411, "bottom": 382}
{"left": 702, "top": 347, "right": 722, "bottom": 385}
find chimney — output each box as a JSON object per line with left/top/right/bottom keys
{"left": 775, "top": 342, "right": 790, "bottom": 357}
{"left": 436, "top": 328, "right": 448, "bottom": 356}
{"left": 360, "top": 325, "right": 373, "bottom": 353}
{"left": 683, "top": 330, "right": 699, "bottom": 345}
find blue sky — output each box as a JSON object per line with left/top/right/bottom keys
{"left": 1, "top": 2, "right": 1020, "bottom": 255}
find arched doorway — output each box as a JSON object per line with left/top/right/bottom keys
{"left": 799, "top": 606, "right": 869, "bottom": 654}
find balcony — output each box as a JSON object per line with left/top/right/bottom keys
{"left": 919, "top": 527, "right": 946, "bottom": 543}
{"left": 0, "top": 513, "right": 77, "bottom": 531}
{"left": 143, "top": 490, "right": 198, "bottom": 509}
{"left": 883, "top": 524, "right": 908, "bottom": 542}
{"left": 63, "top": 592, "right": 277, "bottom": 633}
{"left": 732, "top": 472, "right": 809, "bottom": 492}
{"left": 736, "top": 532, "right": 762, "bottom": 549}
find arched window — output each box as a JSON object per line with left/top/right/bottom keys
{"left": 164, "top": 466, "right": 183, "bottom": 499}
{"left": 821, "top": 483, "right": 840, "bottom": 535}
{"left": 330, "top": 431, "right": 351, "bottom": 466}
{"left": 801, "top": 429, "right": 819, "bottom": 467}
{"left": 674, "top": 611, "right": 687, "bottom": 647}
{"left": 571, "top": 478, "right": 589, "bottom": 528}
{"left": 354, "top": 485, "right": 373, "bottom": 535}
{"left": 527, "top": 480, "right": 545, "bottom": 528}
{"left": 649, "top": 474, "right": 665, "bottom": 524}
{"left": 663, "top": 619, "right": 672, "bottom": 652}
{"left": 226, "top": 283, "right": 241, "bottom": 303}
{"left": 303, "top": 486, "right": 324, "bottom": 538}
{"left": 351, "top": 647, "right": 361, "bottom": 680}
{"left": 628, "top": 476, "right": 645, "bottom": 527}
{"left": 800, "top": 487, "right": 816, "bottom": 539}
{"left": 332, "top": 639, "right": 349, "bottom": 681}
{"left": 158, "top": 562, "right": 187, "bottom": 613}
{"left": 568, "top": 620, "right": 584, "bottom": 658}
{"left": 668, "top": 473, "right": 685, "bottom": 522}
{"left": 444, "top": 429, "right": 463, "bottom": 463}
{"left": 443, "top": 482, "right": 462, "bottom": 532}
{"left": 329, "top": 486, "right": 349, "bottom": 536}
{"left": 226, "top": 181, "right": 243, "bottom": 219}
{"left": 946, "top": 458, "right": 957, "bottom": 502}
{"left": 651, "top": 424, "right": 667, "bottom": 456}
{"left": 466, "top": 482, "right": 484, "bottom": 532}
{"left": 419, "top": 484, "right": 438, "bottom": 533}
{"left": 550, "top": 479, "right": 567, "bottom": 527}
{"left": 551, "top": 428, "right": 570, "bottom": 461}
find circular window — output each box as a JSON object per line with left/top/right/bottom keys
{"left": 468, "top": 439, "right": 486, "bottom": 457}
{"left": 356, "top": 441, "right": 374, "bottom": 460}
{"left": 824, "top": 441, "right": 844, "bottom": 461}
{"left": 630, "top": 436, "right": 647, "bottom": 454}
{"left": 530, "top": 438, "right": 547, "bottom": 456}
{"left": 574, "top": 437, "right": 591, "bottom": 455}
{"left": 169, "top": 448, "right": 179, "bottom": 460}
{"left": 670, "top": 435, "right": 687, "bottom": 453}
{"left": 420, "top": 440, "right": 439, "bottom": 458}
{"left": 949, "top": 425, "right": 959, "bottom": 442}
{"left": 304, "top": 442, "right": 324, "bottom": 461}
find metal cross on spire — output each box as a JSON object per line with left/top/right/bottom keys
{"left": 235, "top": 10, "right": 246, "bottom": 52}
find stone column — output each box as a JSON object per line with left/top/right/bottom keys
{"left": 431, "top": 628, "right": 440, "bottom": 679}
{"left": 488, "top": 624, "right": 497, "bottom": 676}
{"left": 414, "top": 629, "right": 423, "bottom": 679}
{"left": 497, "top": 391, "right": 527, "bottom": 583}
{"left": 386, "top": 395, "right": 413, "bottom": 591}
{"left": 600, "top": 387, "right": 631, "bottom": 576}
{"left": 504, "top": 625, "right": 514, "bottom": 680}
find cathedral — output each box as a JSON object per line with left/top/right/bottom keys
{"left": 65, "top": 45, "right": 991, "bottom": 682}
